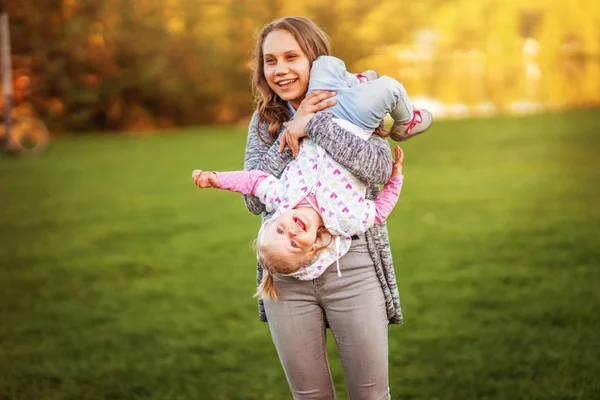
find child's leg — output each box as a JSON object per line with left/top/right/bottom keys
{"left": 308, "top": 56, "right": 350, "bottom": 93}
{"left": 380, "top": 76, "right": 415, "bottom": 123}
{"left": 345, "top": 71, "right": 362, "bottom": 87}
{"left": 372, "top": 76, "right": 433, "bottom": 141}
{"left": 343, "top": 76, "right": 433, "bottom": 140}
{"left": 345, "top": 70, "right": 379, "bottom": 87}
{"left": 340, "top": 76, "right": 414, "bottom": 131}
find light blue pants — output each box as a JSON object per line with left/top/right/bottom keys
{"left": 309, "top": 56, "right": 414, "bottom": 131}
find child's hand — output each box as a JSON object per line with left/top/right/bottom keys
{"left": 192, "top": 169, "right": 217, "bottom": 188}
{"left": 392, "top": 145, "right": 404, "bottom": 176}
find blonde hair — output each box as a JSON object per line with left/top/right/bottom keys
{"left": 254, "top": 217, "right": 333, "bottom": 300}
{"left": 249, "top": 16, "right": 331, "bottom": 141}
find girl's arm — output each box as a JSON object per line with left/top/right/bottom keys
{"left": 372, "top": 145, "right": 405, "bottom": 223}
{"left": 372, "top": 175, "right": 404, "bottom": 224}
{"left": 303, "top": 113, "right": 393, "bottom": 184}
{"left": 193, "top": 169, "right": 284, "bottom": 214}
{"left": 192, "top": 169, "right": 269, "bottom": 194}
{"left": 243, "top": 112, "right": 294, "bottom": 215}
{"left": 214, "top": 171, "right": 270, "bottom": 195}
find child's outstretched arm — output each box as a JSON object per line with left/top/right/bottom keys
{"left": 192, "top": 169, "right": 284, "bottom": 213}
{"left": 193, "top": 170, "right": 268, "bottom": 194}
{"left": 372, "top": 146, "right": 404, "bottom": 224}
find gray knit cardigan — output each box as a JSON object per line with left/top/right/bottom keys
{"left": 243, "top": 112, "right": 403, "bottom": 324}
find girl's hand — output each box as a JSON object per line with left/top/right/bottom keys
{"left": 279, "top": 90, "right": 337, "bottom": 157}
{"left": 294, "top": 90, "right": 337, "bottom": 119}
{"left": 392, "top": 145, "right": 404, "bottom": 176}
{"left": 192, "top": 169, "right": 217, "bottom": 188}
{"left": 279, "top": 114, "right": 313, "bottom": 157}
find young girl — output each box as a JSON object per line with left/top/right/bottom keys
{"left": 192, "top": 145, "right": 404, "bottom": 298}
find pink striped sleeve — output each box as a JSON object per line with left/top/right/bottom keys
{"left": 373, "top": 175, "right": 404, "bottom": 224}
{"left": 214, "top": 170, "right": 270, "bottom": 196}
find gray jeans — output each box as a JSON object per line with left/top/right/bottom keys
{"left": 264, "top": 235, "right": 390, "bottom": 400}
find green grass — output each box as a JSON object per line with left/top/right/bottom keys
{"left": 1, "top": 109, "right": 599, "bottom": 399}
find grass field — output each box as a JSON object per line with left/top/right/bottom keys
{"left": 1, "top": 109, "right": 599, "bottom": 399}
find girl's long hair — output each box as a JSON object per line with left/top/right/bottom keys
{"left": 249, "top": 16, "right": 331, "bottom": 141}
{"left": 254, "top": 219, "right": 332, "bottom": 300}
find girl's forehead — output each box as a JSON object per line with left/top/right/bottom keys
{"left": 263, "top": 29, "right": 302, "bottom": 55}
{"left": 265, "top": 217, "right": 280, "bottom": 234}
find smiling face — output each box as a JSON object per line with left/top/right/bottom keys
{"left": 262, "top": 29, "right": 311, "bottom": 110}
{"left": 261, "top": 205, "right": 325, "bottom": 272}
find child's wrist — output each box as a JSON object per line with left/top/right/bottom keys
{"left": 211, "top": 172, "right": 219, "bottom": 186}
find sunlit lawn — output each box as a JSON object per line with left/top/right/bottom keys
{"left": 1, "top": 109, "right": 599, "bottom": 399}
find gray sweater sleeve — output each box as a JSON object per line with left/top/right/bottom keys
{"left": 305, "top": 114, "right": 393, "bottom": 184}
{"left": 242, "top": 112, "right": 294, "bottom": 215}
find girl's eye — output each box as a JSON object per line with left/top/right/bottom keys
{"left": 277, "top": 228, "right": 283, "bottom": 234}
{"left": 287, "top": 54, "right": 297, "bottom": 60}
{"left": 265, "top": 58, "right": 275, "bottom": 64}
{"left": 290, "top": 241, "right": 298, "bottom": 248}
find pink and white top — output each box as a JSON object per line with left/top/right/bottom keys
{"left": 215, "top": 139, "right": 403, "bottom": 280}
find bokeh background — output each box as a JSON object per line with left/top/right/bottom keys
{"left": 1, "top": 0, "right": 600, "bottom": 399}
{"left": 6, "top": 0, "right": 600, "bottom": 131}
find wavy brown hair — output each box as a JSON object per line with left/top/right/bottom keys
{"left": 249, "top": 16, "right": 331, "bottom": 142}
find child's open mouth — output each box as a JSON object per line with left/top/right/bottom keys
{"left": 293, "top": 217, "right": 306, "bottom": 231}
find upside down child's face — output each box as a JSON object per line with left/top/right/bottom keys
{"left": 264, "top": 205, "right": 324, "bottom": 267}
{"left": 262, "top": 29, "right": 311, "bottom": 110}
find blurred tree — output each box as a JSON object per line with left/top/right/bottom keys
{"left": 4, "top": 0, "right": 600, "bottom": 132}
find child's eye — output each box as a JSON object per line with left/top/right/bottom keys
{"left": 287, "top": 54, "right": 297, "bottom": 60}
{"left": 290, "top": 241, "right": 298, "bottom": 248}
{"left": 277, "top": 228, "right": 283, "bottom": 234}
{"left": 265, "top": 58, "right": 275, "bottom": 64}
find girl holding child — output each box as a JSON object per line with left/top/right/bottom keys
{"left": 193, "top": 16, "right": 431, "bottom": 400}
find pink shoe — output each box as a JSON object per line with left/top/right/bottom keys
{"left": 356, "top": 70, "right": 379, "bottom": 83}
{"left": 389, "top": 109, "right": 433, "bottom": 141}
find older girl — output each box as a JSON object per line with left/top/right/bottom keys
{"left": 244, "top": 16, "right": 403, "bottom": 399}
